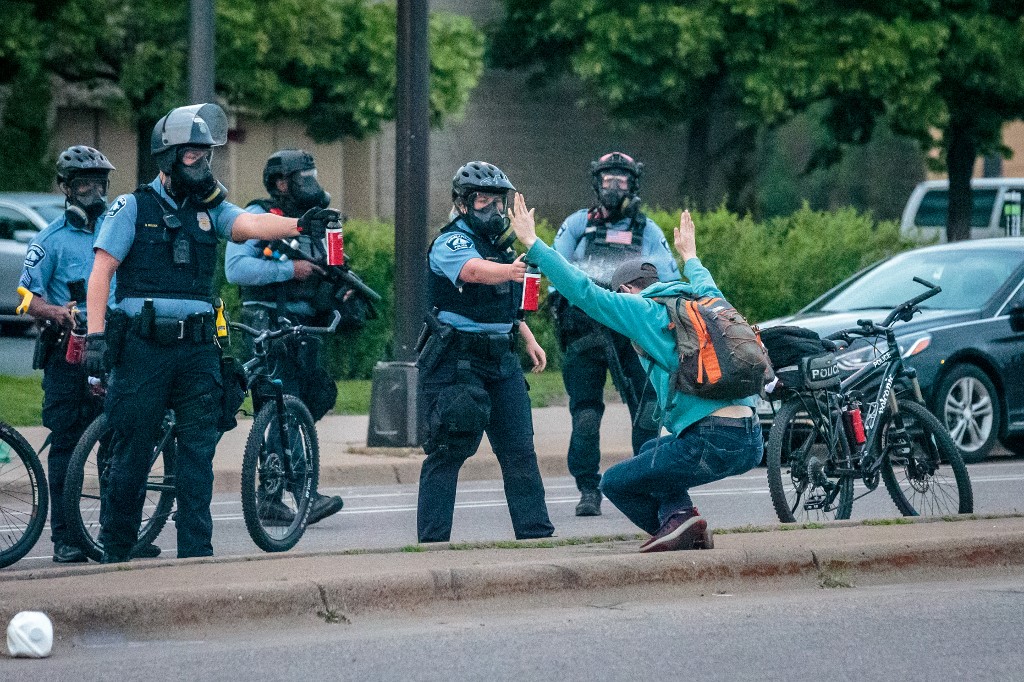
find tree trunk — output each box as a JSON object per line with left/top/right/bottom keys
{"left": 945, "top": 119, "right": 976, "bottom": 242}
{"left": 681, "top": 114, "right": 712, "bottom": 210}
{"left": 136, "top": 116, "right": 159, "bottom": 186}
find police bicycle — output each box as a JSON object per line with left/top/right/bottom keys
{"left": 765, "top": 278, "right": 974, "bottom": 523}
{"left": 230, "top": 309, "right": 341, "bottom": 552}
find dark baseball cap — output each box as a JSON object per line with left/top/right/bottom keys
{"left": 610, "top": 259, "right": 659, "bottom": 291}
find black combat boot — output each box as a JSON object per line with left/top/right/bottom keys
{"left": 575, "top": 488, "right": 603, "bottom": 517}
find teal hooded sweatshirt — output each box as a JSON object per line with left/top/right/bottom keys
{"left": 527, "top": 240, "right": 757, "bottom": 437}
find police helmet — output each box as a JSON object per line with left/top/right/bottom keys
{"left": 56, "top": 145, "right": 115, "bottom": 184}
{"left": 590, "top": 151, "right": 643, "bottom": 190}
{"left": 451, "top": 161, "right": 516, "bottom": 202}
{"left": 150, "top": 103, "right": 228, "bottom": 171}
{"left": 263, "top": 149, "right": 316, "bottom": 194}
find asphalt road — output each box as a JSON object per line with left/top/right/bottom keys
{"left": 9, "top": 573, "right": 1023, "bottom": 680}
{"left": 14, "top": 459, "right": 1024, "bottom": 568}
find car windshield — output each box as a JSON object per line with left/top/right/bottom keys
{"left": 816, "top": 249, "right": 1023, "bottom": 312}
{"left": 31, "top": 202, "right": 65, "bottom": 223}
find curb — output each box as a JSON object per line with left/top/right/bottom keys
{"left": 5, "top": 517, "right": 1024, "bottom": 635}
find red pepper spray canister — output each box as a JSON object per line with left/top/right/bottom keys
{"left": 65, "top": 307, "right": 86, "bottom": 365}
{"left": 843, "top": 402, "right": 867, "bottom": 449}
{"left": 521, "top": 265, "right": 541, "bottom": 311}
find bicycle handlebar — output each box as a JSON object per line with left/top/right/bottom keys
{"left": 826, "top": 277, "right": 942, "bottom": 343}
{"left": 230, "top": 309, "right": 342, "bottom": 346}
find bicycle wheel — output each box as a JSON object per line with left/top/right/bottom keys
{"left": 879, "top": 399, "right": 973, "bottom": 516}
{"left": 766, "top": 397, "right": 854, "bottom": 523}
{"left": 0, "top": 423, "right": 48, "bottom": 569}
{"left": 63, "top": 413, "right": 176, "bottom": 562}
{"left": 240, "top": 395, "right": 319, "bottom": 552}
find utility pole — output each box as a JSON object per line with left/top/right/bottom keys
{"left": 366, "top": 0, "right": 430, "bottom": 447}
{"left": 188, "top": 0, "right": 216, "bottom": 105}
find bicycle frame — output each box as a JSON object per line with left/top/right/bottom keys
{"left": 781, "top": 277, "right": 942, "bottom": 502}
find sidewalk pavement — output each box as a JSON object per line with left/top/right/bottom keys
{"left": 2, "top": 516, "right": 1022, "bottom": 636}
{"left": 19, "top": 404, "right": 639, "bottom": 491}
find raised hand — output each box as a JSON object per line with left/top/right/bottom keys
{"left": 674, "top": 210, "right": 697, "bottom": 262}
{"left": 507, "top": 192, "right": 538, "bottom": 248}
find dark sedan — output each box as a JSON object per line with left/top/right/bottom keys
{"left": 760, "top": 238, "right": 1024, "bottom": 462}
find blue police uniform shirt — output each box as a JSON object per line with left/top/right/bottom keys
{"left": 19, "top": 215, "right": 108, "bottom": 323}
{"left": 224, "top": 204, "right": 313, "bottom": 316}
{"left": 430, "top": 218, "right": 514, "bottom": 333}
{"left": 553, "top": 209, "right": 680, "bottom": 282}
{"left": 95, "top": 177, "right": 244, "bottom": 318}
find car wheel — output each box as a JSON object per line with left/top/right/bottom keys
{"left": 936, "top": 364, "right": 1000, "bottom": 464}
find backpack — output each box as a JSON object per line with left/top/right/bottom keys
{"left": 647, "top": 294, "right": 774, "bottom": 400}
{"left": 759, "top": 325, "right": 838, "bottom": 370}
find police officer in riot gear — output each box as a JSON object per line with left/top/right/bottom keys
{"left": 416, "top": 161, "right": 554, "bottom": 543}
{"left": 84, "top": 104, "right": 341, "bottom": 562}
{"left": 224, "top": 149, "right": 347, "bottom": 526}
{"left": 17, "top": 145, "right": 142, "bottom": 562}
{"left": 552, "top": 152, "right": 680, "bottom": 517}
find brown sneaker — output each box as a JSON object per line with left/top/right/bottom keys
{"left": 639, "top": 508, "right": 710, "bottom": 553}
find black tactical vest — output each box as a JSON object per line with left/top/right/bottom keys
{"left": 577, "top": 209, "right": 645, "bottom": 288}
{"left": 428, "top": 220, "right": 522, "bottom": 325}
{"left": 115, "top": 186, "right": 218, "bottom": 302}
{"left": 238, "top": 197, "right": 322, "bottom": 307}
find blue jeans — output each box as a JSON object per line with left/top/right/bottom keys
{"left": 600, "top": 415, "right": 763, "bottom": 534}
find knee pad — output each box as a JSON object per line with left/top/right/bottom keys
{"left": 572, "top": 408, "right": 601, "bottom": 438}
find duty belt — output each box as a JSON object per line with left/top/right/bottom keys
{"left": 453, "top": 330, "right": 514, "bottom": 360}
{"left": 131, "top": 313, "right": 216, "bottom": 345}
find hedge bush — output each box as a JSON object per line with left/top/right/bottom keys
{"left": 214, "top": 207, "right": 915, "bottom": 379}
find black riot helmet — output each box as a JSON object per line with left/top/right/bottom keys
{"left": 56, "top": 145, "right": 115, "bottom": 230}
{"left": 262, "top": 149, "right": 330, "bottom": 214}
{"left": 451, "top": 161, "right": 516, "bottom": 239}
{"left": 150, "top": 103, "right": 229, "bottom": 207}
{"left": 590, "top": 151, "right": 643, "bottom": 217}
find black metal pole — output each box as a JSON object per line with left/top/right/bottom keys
{"left": 392, "top": 0, "right": 430, "bottom": 361}
{"left": 189, "top": 0, "right": 216, "bottom": 104}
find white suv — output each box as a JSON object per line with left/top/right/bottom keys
{"left": 0, "top": 193, "right": 66, "bottom": 331}
{"left": 901, "top": 178, "right": 1024, "bottom": 242}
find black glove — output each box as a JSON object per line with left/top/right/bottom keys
{"left": 297, "top": 208, "right": 342, "bottom": 240}
{"left": 83, "top": 333, "right": 107, "bottom": 377}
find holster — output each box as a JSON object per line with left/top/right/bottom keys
{"left": 416, "top": 310, "right": 456, "bottom": 375}
{"left": 32, "top": 321, "right": 64, "bottom": 370}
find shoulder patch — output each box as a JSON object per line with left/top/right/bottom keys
{"left": 23, "top": 244, "right": 45, "bottom": 269}
{"left": 106, "top": 195, "right": 128, "bottom": 218}
{"left": 444, "top": 234, "right": 473, "bottom": 252}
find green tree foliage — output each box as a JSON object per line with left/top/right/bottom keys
{"left": 492, "top": 0, "right": 1024, "bottom": 240}
{"left": 1, "top": 0, "right": 483, "bottom": 188}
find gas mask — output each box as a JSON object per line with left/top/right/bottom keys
{"left": 287, "top": 168, "right": 331, "bottom": 212}
{"left": 462, "top": 192, "right": 508, "bottom": 239}
{"left": 169, "top": 146, "right": 227, "bottom": 208}
{"left": 596, "top": 173, "right": 638, "bottom": 220}
{"left": 63, "top": 174, "right": 109, "bottom": 231}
